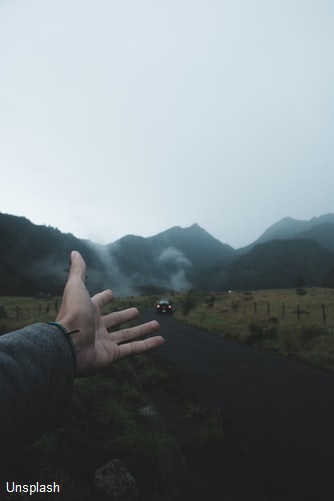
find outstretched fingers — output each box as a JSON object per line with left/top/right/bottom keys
{"left": 102, "top": 307, "right": 139, "bottom": 330}
{"left": 118, "top": 335, "right": 165, "bottom": 360}
{"left": 91, "top": 289, "right": 113, "bottom": 309}
{"left": 111, "top": 320, "right": 160, "bottom": 344}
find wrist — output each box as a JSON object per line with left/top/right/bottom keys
{"left": 47, "top": 322, "right": 79, "bottom": 373}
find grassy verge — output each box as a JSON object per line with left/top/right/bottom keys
{"left": 6, "top": 360, "right": 185, "bottom": 501}
{"left": 0, "top": 296, "right": 184, "bottom": 500}
{"left": 8, "top": 289, "right": 333, "bottom": 498}
{"left": 175, "top": 288, "right": 334, "bottom": 371}
{"left": 0, "top": 294, "right": 158, "bottom": 334}
{"left": 7, "top": 353, "right": 225, "bottom": 500}
{"left": 2, "top": 295, "right": 227, "bottom": 500}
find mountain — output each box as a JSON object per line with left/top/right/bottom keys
{"left": 1, "top": 212, "right": 334, "bottom": 295}
{"left": 107, "top": 224, "right": 234, "bottom": 293}
{"left": 0, "top": 213, "right": 233, "bottom": 295}
{"left": 112, "top": 224, "right": 233, "bottom": 269}
{"left": 148, "top": 223, "right": 234, "bottom": 266}
{"left": 255, "top": 214, "right": 334, "bottom": 245}
{"left": 294, "top": 222, "right": 334, "bottom": 253}
{"left": 0, "top": 213, "right": 109, "bottom": 295}
{"left": 229, "top": 214, "right": 334, "bottom": 289}
{"left": 227, "top": 239, "right": 334, "bottom": 290}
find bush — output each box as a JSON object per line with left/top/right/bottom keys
{"left": 247, "top": 321, "right": 278, "bottom": 345}
{"left": 179, "top": 293, "right": 199, "bottom": 316}
{"left": 301, "top": 325, "right": 328, "bottom": 342}
{"left": 247, "top": 322, "right": 264, "bottom": 344}
{"left": 279, "top": 328, "right": 301, "bottom": 354}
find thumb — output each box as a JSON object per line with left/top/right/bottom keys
{"left": 68, "top": 251, "right": 87, "bottom": 283}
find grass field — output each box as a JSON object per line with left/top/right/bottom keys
{"left": 0, "top": 294, "right": 155, "bottom": 334}
{"left": 2, "top": 288, "right": 334, "bottom": 498}
{"left": 2, "top": 288, "right": 334, "bottom": 371}
{"left": 176, "top": 287, "right": 334, "bottom": 371}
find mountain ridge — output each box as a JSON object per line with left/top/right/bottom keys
{"left": 256, "top": 213, "right": 334, "bottom": 245}
{"left": 1, "top": 212, "right": 334, "bottom": 295}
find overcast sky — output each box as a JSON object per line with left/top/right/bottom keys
{"left": 0, "top": 0, "right": 333, "bottom": 249}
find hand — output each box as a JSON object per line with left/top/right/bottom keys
{"left": 56, "top": 251, "right": 164, "bottom": 376}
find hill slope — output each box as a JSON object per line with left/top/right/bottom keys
{"left": 0, "top": 213, "right": 107, "bottom": 295}
{"left": 228, "top": 239, "right": 334, "bottom": 289}
{"left": 295, "top": 222, "right": 334, "bottom": 253}
{"left": 1, "top": 212, "right": 334, "bottom": 294}
{"left": 256, "top": 214, "right": 334, "bottom": 245}
{"left": 108, "top": 223, "right": 234, "bottom": 293}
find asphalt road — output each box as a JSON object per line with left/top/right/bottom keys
{"left": 138, "top": 308, "right": 334, "bottom": 501}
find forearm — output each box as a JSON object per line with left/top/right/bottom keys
{"left": 0, "top": 323, "right": 76, "bottom": 451}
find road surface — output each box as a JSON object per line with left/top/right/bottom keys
{"left": 138, "top": 308, "right": 334, "bottom": 500}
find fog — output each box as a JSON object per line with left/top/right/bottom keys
{"left": 0, "top": 1, "right": 333, "bottom": 248}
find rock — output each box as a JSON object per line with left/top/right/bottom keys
{"left": 94, "top": 459, "right": 138, "bottom": 501}
{"left": 138, "top": 404, "right": 159, "bottom": 418}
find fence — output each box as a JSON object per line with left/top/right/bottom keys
{"left": 232, "top": 299, "right": 334, "bottom": 327}
{"left": 0, "top": 298, "right": 60, "bottom": 333}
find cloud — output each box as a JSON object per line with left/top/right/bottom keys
{"left": 166, "top": 269, "right": 191, "bottom": 292}
{"left": 85, "top": 242, "right": 140, "bottom": 296}
{"left": 156, "top": 246, "right": 192, "bottom": 268}
{"left": 85, "top": 243, "right": 192, "bottom": 294}
{"left": 155, "top": 247, "right": 192, "bottom": 292}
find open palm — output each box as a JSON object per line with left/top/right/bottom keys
{"left": 57, "top": 251, "right": 164, "bottom": 376}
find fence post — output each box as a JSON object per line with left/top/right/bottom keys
{"left": 282, "top": 302, "right": 285, "bottom": 319}
{"left": 297, "top": 304, "right": 300, "bottom": 321}
{"left": 322, "top": 303, "right": 326, "bottom": 325}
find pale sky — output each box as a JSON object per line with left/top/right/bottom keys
{"left": 1, "top": 0, "right": 333, "bottom": 249}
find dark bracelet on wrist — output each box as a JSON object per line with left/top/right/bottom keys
{"left": 47, "top": 322, "right": 79, "bottom": 371}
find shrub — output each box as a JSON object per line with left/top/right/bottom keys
{"left": 179, "top": 293, "right": 199, "bottom": 316}
{"left": 279, "top": 328, "right": 302, "bottom": 354}
{"left": 247, "top": 321, "right": 278, "bottom": 345}
{"left": 247, "top": 322, "right": 264, "bottom": 344}
{"left": 301, "top": 325, "right": 328, "bottom": 342}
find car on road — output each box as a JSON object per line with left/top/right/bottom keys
{"left": 156, "top": 298, "right": 173, "bottom": 314}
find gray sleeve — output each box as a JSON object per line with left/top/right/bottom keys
{"left": 0, "top": 323, "right": 76, "bottom": 451}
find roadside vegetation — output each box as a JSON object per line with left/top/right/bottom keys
{"left": 3, "top": 288, "right": 334, "bottom": 498}
{"left": 0, "top": 295, "right": 178, "bottom": 500}
{"left": 6, "top": 360, "right": 184, "bottom": 501}
{"left": 0, "top": 294, "right": 223, "bottom": 500}
{"left": 0, "top": 294, "right": 155, "bottom": 335}
{"left": 175, "top": 288, "right": 334, "bottom": 371}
